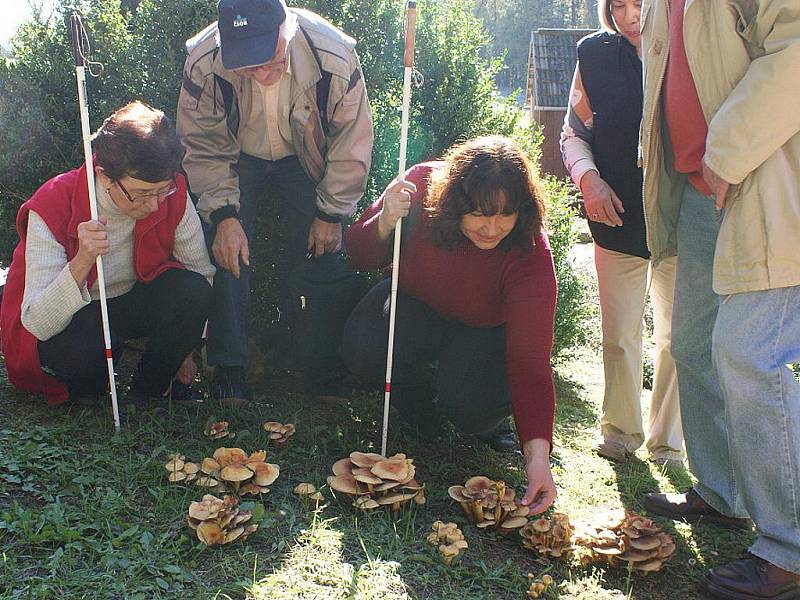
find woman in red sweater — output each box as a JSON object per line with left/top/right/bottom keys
{"left": 343, "top": 136, "right": 558, "bottom": 513}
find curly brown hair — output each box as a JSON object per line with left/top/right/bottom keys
{"left": 424, "top": 136, "right": 545, "bottom": 251}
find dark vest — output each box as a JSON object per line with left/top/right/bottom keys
{"left": 578, "top": 32, "right": 648, "bottom": 258}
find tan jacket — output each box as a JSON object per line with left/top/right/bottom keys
{"left": 641, "top": 0, "right": 800, "bottom": 294}
{"left": 176, "top": 8, "right": 374, "bottom": 223}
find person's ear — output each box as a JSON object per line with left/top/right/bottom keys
{"left": 95, "top": 166, "right": 111, "bottom": 188}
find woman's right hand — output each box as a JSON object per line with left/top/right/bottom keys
{"left": 580, "top": 170, "right": 624, "bottom": 227}
{"left": 76, "top": 218, "right": 110, "bottom": 263}
{"left": 69, "top": 218, "right": 109, "bottom": 286}
{"left": 377, "top": 179, "right": 416, "bottom": 240}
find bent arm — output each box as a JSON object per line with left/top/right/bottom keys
{"left": 21, "top": 212, "right": 90, "bottom": 341}
{"left": 561, "top": 62, "right": 598, "bottom": 187}
{"left": 176, "top": 61, "right": 242, "bottom": 224}
{"left": 315, "top": 54, "right": 374, "bottom": 221}
{"left": 705, "top": 1, "right": 800, "bottom": 183}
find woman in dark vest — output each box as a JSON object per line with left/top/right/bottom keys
{"left": 560, "top": 0, "right": 683, "bottom": 468}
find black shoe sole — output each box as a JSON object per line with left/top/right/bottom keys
{"left": 701, "top": 576, "right": 800, "bottom": 600}
{"left": 642, "top": 499, "right": 752, "bottom": 531}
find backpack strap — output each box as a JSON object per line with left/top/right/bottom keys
{"left": 298, "top": 25, "right": 332, "bottom": 136}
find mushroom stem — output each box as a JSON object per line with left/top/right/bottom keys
{"left": 392, "top": 501, "right": 401, "bottom": 513}
{"left": 473, "top": 500, "right": 484, "bottom": 523}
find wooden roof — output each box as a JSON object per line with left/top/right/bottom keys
{"left": 526, "top": 28, "right": 596, "bottom": 109}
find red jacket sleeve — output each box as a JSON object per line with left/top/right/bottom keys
{"left": 502, "top": 230, "right": 558, "bottom": 446}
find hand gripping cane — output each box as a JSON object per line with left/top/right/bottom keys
{"left": 381, "top": 1, "right": 418, "bottom": 457}
{"left": 70, "top": 14, "right": 121, "bottom": 432}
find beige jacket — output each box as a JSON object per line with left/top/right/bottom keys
{"left": 641, "top": 0, "right": 800, "bottom": 294}
{"left": 176, "top": 8, "right": 373, "bottom": 223}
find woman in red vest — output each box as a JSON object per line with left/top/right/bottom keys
{"left": 0, "top": 101, "right": 215, "bottom": 406}
{"left": 343, "top": 136, "right": 558, "bottom": 514}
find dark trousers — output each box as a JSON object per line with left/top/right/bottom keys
{"left": 38, "top": 269, "right": 212, "bottom": 396}
{"left": 204, "top": 154, "right": 337, "bottom": 370}
{"left": 342, "top": 279, "right": 511, "bottom": 435}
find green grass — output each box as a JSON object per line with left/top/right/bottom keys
{"left": 0, "top": 345, "right": 754, "bottom": 600}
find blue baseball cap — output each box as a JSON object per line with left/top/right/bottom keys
{"left": 217, "top": 0, "right": 286, "bottom": 70}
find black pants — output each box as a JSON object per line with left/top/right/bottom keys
{"left": 342, "top": 279, "right": 511, "bottom": 436}
{"left": 38, "top": 269, "right": 212, "bottom": 396}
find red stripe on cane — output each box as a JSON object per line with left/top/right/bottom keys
{"left": 385, "top": 382, "right": 391, "bottom": 393}
{"left": 105, "top": 348, "right": 113, "bottom": 359}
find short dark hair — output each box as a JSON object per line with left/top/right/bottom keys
{"left": 598, "top": 0, "right": 620, "bottom": 33}
{"left": 425, "top": 136, "right": 545, "bottom": 252}
{"left": 92, "top": 101, "right": 183, "bottom": 183}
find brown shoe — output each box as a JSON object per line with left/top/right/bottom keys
{"left": 702, "top": 555, "right": 800, "bottom": 599}
{"left": 642, "top": 488, "right": 751, "bottom": 530}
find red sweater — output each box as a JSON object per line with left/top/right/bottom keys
{"left": 664, "top": 0, "right": 711, "bottom": 196}
{"left": 345, "top": 163, "right": 558, "bottom": 444}
{"left": 0, "top": 164, "right": 187, "bottom": 405}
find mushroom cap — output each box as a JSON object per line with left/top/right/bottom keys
{"left": 332, "top": 458, "right": 354, "bottom": 476}
{"left": 250, "top": 462, "right": 280, "bottom": 486}
{"left": 352, "top": 468, "right": 384, "bottom": 485}
{"left": 283, "top": 424, "right": 296, "bottom": 436}
{"left": 354, "top": 497, "right": 380, "bottom": 510}
{"left": 628, "top": 536, "right": 662, "bottom": 551}
{"left": 370, "top": 458, "right": 410, "bottom": 482}
{"left": 451, "top": 540, "right": 468, "bottom": 550}
{"left": 448, "top": 486, "right": 470, "bottom": 503}
{"left": 188, "top": 499, "right": 220, "bottom": 521}
{"left": 239, "top": 483, "right": 267, "bottom": 496}
{"left": 168, "top": 470, "right": 187, "bottom": 482}
{"left": 594, "top": 546, "right": 623, "bottom": 556}
{"left": 327, "top": 473, "right": 363, "bottom": 495}
{"left": 375, "top": 480, "right": 402, "bottom": 492}
{"left": 464, "top": 476, "right": 494, "bottom": 498}
{"left": 308, "top": 492, "right": 324, "bottom": 501}
{"left": 511, "top": 505, "right": 530, "bottom": 518}
{"left": 247, "top": 450, "right": 268, "bottom": 464}
{"left": 263, "top": 421, "right": 285, "bottom": 433}
{"left": 634, "top": 559, "right": 664, "bottom": 572}
{"left": 213, "top": 447, "right": 248, "bottom": 467}
{"left": 183, "top": 462, "right": 200, "bottom": 475}
{"left": 349, "top": 452, "right": 385, "bottom": 468}
{"left": 476, "top": 520, "right": 495, "bottom": 528}
{"left": 196, "top": 522, "right": 226, "bottom": 546}
{"left": 414, "top": 491, "right": 427, "bottom": 505}
{"left": 294, "top": 482, "right": 317, "bottom": 495}
{"left": 165, "top": 458, "right": 185, "bottom": 472}
{"left": 195, "top": 476, "right": 220, "bottom": 488}
{"left": 221, "top": 464, "right": 255, "bottom": 482}
{"left": 530, "top": 517, "right": 551, "bottom": 532}
{"left": 500, "top": 516, "right": 528, "bottom": 530}
{"left": 224, "top": 526, "right": 245, "bottom": 544}
{"left": 376, "top": 492, "right": 418, "bottom": 505}
{"left": 201, "top": 457, "right": 221, "bottom": 475}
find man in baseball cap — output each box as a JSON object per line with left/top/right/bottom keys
{"left": 177, "top": 0, "right": 373, "bottom": 406}
{"left": 217, "top": 0, "right": 286, "bottom": 71}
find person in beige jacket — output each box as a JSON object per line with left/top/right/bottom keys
{"left": 177, "top": 0, "right": 373, "bottom": 404}
{"left": 637, "top": 1, "right": 800, "bottom": 597}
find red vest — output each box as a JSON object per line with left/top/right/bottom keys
{"left": 0, "top": 163, "right": 188, "bottom": 404}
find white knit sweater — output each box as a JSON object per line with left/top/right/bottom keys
{"left": 21, "top": 182, "right": 215, "bottom": 341}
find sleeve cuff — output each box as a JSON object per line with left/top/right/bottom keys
{"left": 571, "top": 160, "right": 598, "bottom": 188}
{"left": 210, "top": 205, "right": 239, "bottom": 226}
{"left": 315, "top": 208, "right": 342, "bottom": 224}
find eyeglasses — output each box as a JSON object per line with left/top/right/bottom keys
{"left": 116, "top": 178, "right": 178, "bottom": 204}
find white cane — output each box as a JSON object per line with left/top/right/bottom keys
{"left": 381, "top": 1, "right": 418, "bottom": 457}
{"left": 70, "top": 14, "right": 121, "bottom": 432}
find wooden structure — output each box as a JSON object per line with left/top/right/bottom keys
{"left": 526, "top": 28, "right": 595, "bottom": 178}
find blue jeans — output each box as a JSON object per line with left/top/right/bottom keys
{"left": 673, "top": 184, "right": 800, "bottom": 573}
{"left": 714, "top": 287, "right": 800, "bottom": 574}
{"left": 205, "top": 154, "right": 318, "bottom": 368}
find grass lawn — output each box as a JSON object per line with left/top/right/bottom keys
{"left": 0, "top": 246, "right": 754, "bottom": 599}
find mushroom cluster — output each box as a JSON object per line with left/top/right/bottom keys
{"left": 204, "top": 421, "right": 234, "bottom": 440}
{"left": 526, "top": 574, "right": 555, "bottom": 599}
{"left": 263, "top": 422, "right": 296, "bottom": 447}
{"left": 187, "top": 494, "right": 258, "bottom": 546}
{"left": 196, "top": 447, "right": 280, "bottom": 496}
{"left": 327, "top": 451, "right": 426, "bottom": 512}
{"left": 574, "top": 509, "right": 676, "bottom": 573}
{"left": 165, "top": 453, "right": 200, "bottom": 483}
{"left": 426, "top": 521, "right": 468, "bottom": 565}
{"left": 519, "top": 513, "right": 575, "bottom": 559}
{"left": 448, "top": 477, "right": 529, "bottom": 534}
{"left": 294, "top": 482, "right": 324, "bottom": 502}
